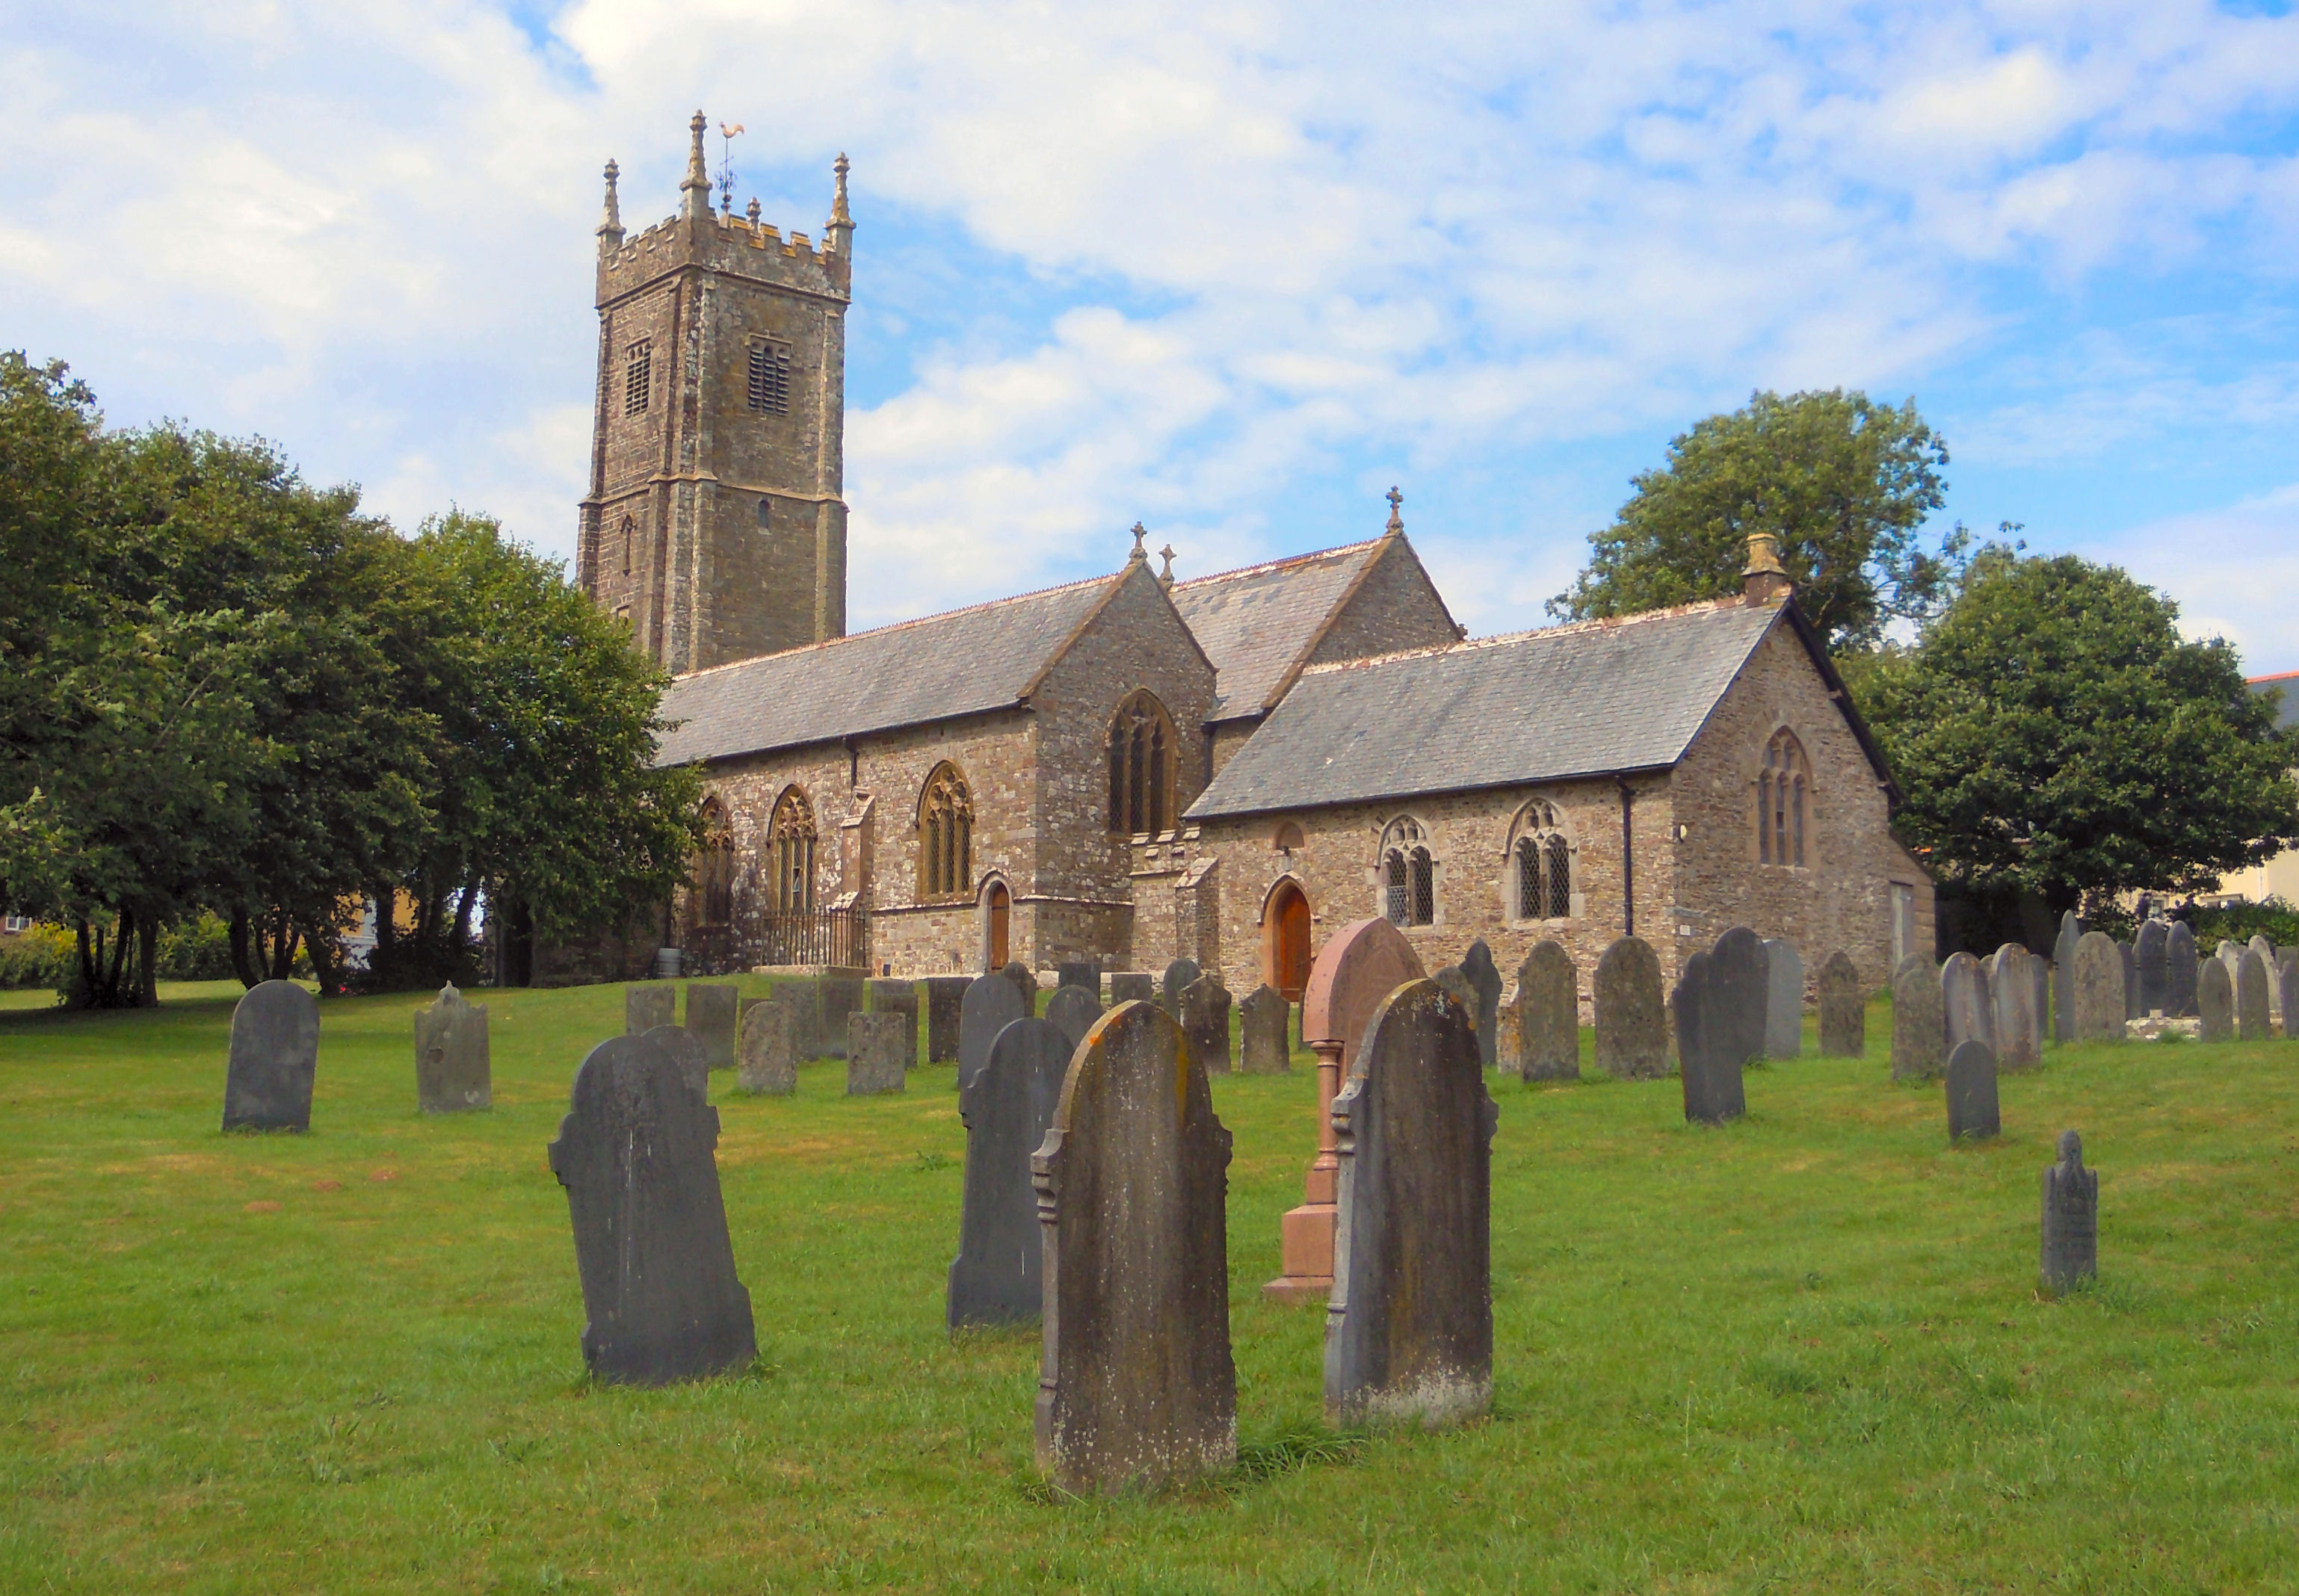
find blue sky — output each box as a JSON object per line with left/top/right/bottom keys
{"left": 5, "top": 0, "right": 2296, "bottom": 668}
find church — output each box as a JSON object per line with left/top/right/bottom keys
{"left": 558, "top": 116, "right": 1935, "bottom": 1007}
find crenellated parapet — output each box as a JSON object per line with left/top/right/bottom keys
{"left": 597, "top": 206, "right": 851, "bottom": 307}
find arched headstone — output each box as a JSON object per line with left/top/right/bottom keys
{"left": 948, "top": 1016, "right": 1069, "bottom": 1329}
{"left": 1941, "top": 952, "right": 1994, "bottom": 1055}
{"left": 1945, "top": 1039, "right": 1999, "bottom": 1142}
{"left": 1238, "top": 985, "right": 1291, "bottom": 1074}
{"left": 2073, "top": 932, "right": 2126, "bottom": 1043}
{"left": 1816, "top": 950, "right": 1863, "bottom": 1058}
{"left": 2164, "top": 922, "right": 2199, "bottom": 1017}
{"left": 2039, "top": 1130, "right": 2098, "bottom": 1296}
{"left": 2197, "top": 957, "right": 2234, "bottom": 1043}
{"left": 415, "top": 983, "right": 490, "bottom": 1113}
{"left": 1180, "top": 973, "right": 1234, "bottom": 1074}
{"left": 958, "top": 972, "right": 1026, "bottom": 1091}
{"left": 1460, "top": 939, "right": 1503, "bottom": 1071}
{"left": 1045, "top": 984, "right": 1102, "bottom": 1057}
{"left": 641, "top": 1024, "right": 709, "bottom": 1098}
{"left": 2235, "top": 950, "right": 2271, "bottom": 1042}
{"left": 1710, "top": 928, "right": 1769, "bottom": 1070}
{"left": 2135, "top": 921, "right": 2168, "bottom": 1015}
{"left": 1159, "top": 959, "right": 1200, "bottom": 1017}
{"left": 1890, "top": 955, "right": 1944, "bottom": 1080}
{"left": 1513, "top": 942, "right": 1579, "bottom": 1082}
{"left": 1674, "top": 951, "right": 1747, "bottom": 1125}
{"left": 1762, "top": 938, "right": 1803, "bottom": 1060}
{"left": 1592, "top": 936, "right": 1667, "bottom": 1080}
{"left": 223, "top": 980, "right": 320, "bottom": 1132}
{"left": 1001, "top": 961, "right": 1038, "bottom": 1018}
{"left": 1988, "top": 944, "right": 2039, "bottom": 1070}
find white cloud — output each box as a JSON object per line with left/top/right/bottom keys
{"left": 2084, "top": 485, "right": 2299, "bottom": 674}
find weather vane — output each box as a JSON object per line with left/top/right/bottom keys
{"left": 717, "top": 120, "right": 746, "bottom": 217}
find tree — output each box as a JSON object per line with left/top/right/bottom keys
{"left": 1854, "top": 551, "right": 2298, "bottom": 917}
{"left": 1551, "top": 389, "right": 1969, "bottom": 651}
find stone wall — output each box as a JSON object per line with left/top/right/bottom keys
{"left": 1304, "top": 535, "right": 1462, "bottom": 669}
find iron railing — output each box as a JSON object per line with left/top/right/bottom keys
{"left": 752, "top": 906, "right": 871, "bottom": 971}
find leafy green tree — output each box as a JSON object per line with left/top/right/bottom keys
{"left": 1854, "top": 552, "right": 2298, "bottom": 916}
{"left": 1552, "top": 389, "right": 1970, "bottom": 651}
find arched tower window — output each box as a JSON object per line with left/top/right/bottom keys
{"left": 1107, "top": 690, "right": 1178, "bottom": 835}
{"left": 1380, "top": 817, "right": 1434, "bottom": 928}
{"left": 919, "top": 764, "right": 974, "bottom": 900}
{"left": 771, "top": 787, "right": 817, "bottom": 913}
{"left": 697, "top": 798, "right": 734, "bottom": 927}
{"left": 1759, "top": 728, "right": 1812, "bottom": 867}
{"left": 1511, "top": 800, "right": 1574, "bottom": 921}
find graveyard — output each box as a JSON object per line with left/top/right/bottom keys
{"left": 4, "top": 973, "right": 2297, "bottom": 1594}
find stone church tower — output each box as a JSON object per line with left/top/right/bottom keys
{"left": 578, "top": 113, "right": 851, "bottom": 672}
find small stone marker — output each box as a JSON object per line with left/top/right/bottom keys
{"left": 2072, "top": 932, "right": 2126, "bottom": 1044}
{"left": 1945, "top": 1039, "right": 1999, "bottom": 1142}
{"left": 737, "top": 1000, "right": 800, "bottom": 1095}
{"left": 846, "top": 1012, "right": 907, "bottom": 1095}
{"left": 2051, "top": 911, "right": 2080, "bottom": 1042}
{"left": 1109, "top": 971, "right": 1155, "bottom": 1006}
{"left": 1891, "top": 955, "right": 1945, "bottom": 1080}
{"left": 1513, "top": 941, "right": 1579, "bottom": 1082}
{"left": 868, "top": 978, "right": 919, "bottom": 1068}
{"left": 1941, "top": 952, "right": 1995, "bottom": 1055}
{"left": 1058, "top": 960, "right": 1099, "bottom": 994}
{"left": 1326, "top": 979, "right": 1498, "bottom": 1428}
{"left": 1593, "top": 935, "right": 1667, "bottom": 1080}
{"left": 2235, "top": 950, "right": 2271, "bottom": 1042}
{"left": 414, "top": 983, "right": 490, "bottom": 1113}
{"left": 1762, "top": 938, "right": 1803, "bottom": 1060}
{"left": 1034, "top": 1000, "right": 1235, "bottom": 1494}
{"left": 948, "top": 1015, "right": 1070, "bottom": 1329}
{"left": 223, "top": 980, "right": 320, "bottom": 1132}
{"left": 1001, "top": 961, "right": 1038, "bottom": 1017}
{"left": 1239, "top": 984, "right": 1291, "bottom": 1074}
{"left": 684, "top": 983, "right": 739, "bottom": 1071}
{"left": 818, "top": 974, "right": 867, "bottom": 1058}
{"left": 626, "top": 982, "right": 674, "bottom": 1036}
{"left": 547, "top": 1033, "right": 756, "bottom": 1385}
{"left": 1160, "top": 958, "right": 1200, "bottom": 1016}
{"left": 1988, "top": 944, "right": 2040, "bottom": 1070}
{"left": 1817, "top": 950, "right": 1863, "bottom": 1057}
{"left": 2165, "top": 921, "right": 2199, "bottom": 1017}
{"left": 2135, "top": 921, "right": 2168, "bottom": 1015}
{"left": 2280, "top": 955, "right": 2299, "bottom": 1042}
{"left": 925, "top": 976, "right": 969, "bottom": 1063}
{"left": 2197, "top": 957, "right": 2234, "bottom": 1043}
{"left": 1711, "top": 927, "right": 1770, "bottom": 1069}
{"left": 958, "top": 971, "right": 1026, "bottom": 1091}
{"left": 2250, "top": 935, "right": 2280, "bottom": 1022}
{"left": 641, "top": 1024, "right": 709, "bottom": 1098}
{"left": 2039, "top": 1130, "right": 2098, "bottom": 1296}
{"left": 1045, "top": 984, "right": 1102, "bottom": 1056}
{"left": 1180, "top": 973, "right": 1233, "bottom": 1073}
{"left": 1460, "top": 939, "right": 1504, "bottom": 1071}
{"left": 1673, "top": 952, "right": 1747, "bottom": 1125}
{"left": 2120, "top": 941, "right": 2139, "bottom": 1021}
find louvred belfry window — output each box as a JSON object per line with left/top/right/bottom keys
{"left": 624, "top": 341, "right": 652, "bottom": 416}
{"left": 747, "top": 338, "right": 791, "bottom": 415}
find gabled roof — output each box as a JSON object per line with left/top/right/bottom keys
{"left": 656, "top": 571, "right": 1126, "bottom": 765}
{"left": 1188, "top": 598, "right": 1793, "bottom": 818}
{"left": 1168, "top": 538, "right": 1389, "bottom": 722}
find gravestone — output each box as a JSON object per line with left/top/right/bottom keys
{"left": 1673, "top": 952, "right": 1747, "bottom": 1125}
{"left": 2235, "top": 950, "right": 2272, "bottom": 1042}
{"left": 818, "top": 975, "right": 867, "bottom": 1059}
{"left": 1762, "top": 938, "right": 1803, "bottom": 1060}
{"left": 2072, "top": 932, "right": 2126, "bottom": 1043}
{"left": 2135, "top": 920, "right": 2169, "bottom": 1015}
{"left": 925, "top": 977, "right": 969, "bottom": 1063}
{"left": 1002, "top": 961, "right": 1039, "bottom": 1017}
{"left": 736, "top": 1000, "right": 800, "bottom": 1095}
{"left": 846, "top": 1012, "right": 908, "bottom": 1095}
{"left": 1592, "top": 936, "right": 1667, "bottom": 1080}
{"left": 1238, "top": 984, "right": 1291, "bottom": 1074}
{"left": 1045, "top": 984, "right": 1102, "bottom": 1057}
{"left": 1817, "top": 950, "right": 1864, "bottom": 1058}
{"left": 1890, "top": 955, "right": 1945, "bottom": 1080}
{"left": 868, "top": 978, "right": 919, "bottom": 1068}
{"left": 1033, "top": 1000, "right": 1235, "bottom": 1494}
{"left": 1988, "top": 944, "right": 2040, "bottom": 1070}
{"left": 1945, "top": 1039, "right": 1999, "bottom": 1142}
{"left": 223, "top": 980, "right": 320, "bottom": 1132}
{"left": 2039, "top": 1130, "right": 2099, "bottom": 1296}
{"left": 2217, "top": 939, "right": 2245, "bottom": 990}
{"left": 1710, "top": 927, "right": 1770, "bottom": 1070}
{"left": 641, "top": 1024, "right": 709, "bottom": 1099}
{"left": 2165, "top": 921, "right": 2199, "bottom": 1017}
{"left": 948, "top": 1016, "right": 1071, "bottom": 1328}
{"left": 1941, "top": 952, "right": 1995, "bottom": 1055}
{"left": 626, "top": 982, "right": 675, "bottom": 1036}
{"left": 2281, "top": 954, "right": 2299, "bottom": 1042}
{"left": 1109, "top": 971, "right": 1156, "bottom": 1006}
{"left": 2250, "top": 935, "right": 2281, "bottom": 1022}
{"left": 414, "top": 983, "right": 490, "bottom": 1113}
{"left": 1326, "top": 979, "right": 1498, "bottom": 1428}
{"left": 1058, "top": 960, "right": 1099, "bottom": 995}
{"left": 547, "top": 1033, "right": 756, "bottom": 1385}
{"left": 1460, "top": 939, "right": 1504, "bottom": 1071}
{"left": 2120, "top": 941, "right": 2139, "bottom": 1021}
{"left": 2033, "top": 954, "right": 2051, "bottom": 1052}
{"left": 1159, "top": 959, "right": 1200, "bottom": 1016}
{"left": 1180, "top": 973, "right": 1234, "bottom": 1074}
{"left": 2051, "top": 911, "right": 2080, "bottom": 1043}
{"left": 1433, "top": 965, "right": 1477, "bottom": 1026}
{"left": 1514, "top": 942, "right": 1579, "bottom": 1082}
{"left": 958, "top": 971, "right": 1027, "bottom": 1091}
{"left": 2197, "top": 957, "right": 2234, "bottom": 1043}
{"left": 684, "top": 983, "right": 739, "bottom": 1071}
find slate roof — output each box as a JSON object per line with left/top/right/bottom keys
{"left": 655, "top": 573, "right": 1122, "bottom": 765}
{"left": 1169, "top": 539, "right": 1386, "bottom": 722}
{"left": 1187, "top": 598, "right": 1788, "bottom": 818}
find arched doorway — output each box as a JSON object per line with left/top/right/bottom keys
{"left": 984, "top": 881, "right": 1011, "bottom": 971}
{"left": 1265, "top": 879, "right": 1312, "bottom": 1002}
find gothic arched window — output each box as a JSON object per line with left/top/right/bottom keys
{"left": 1107, "top": 690, "right": 1178, "bottom": 835}
{"left": 919, "top": 764, "right": 974, "bottom": 900}
{"left": 697, "top": 798, "right": 735, "bottom": 927}
{"left": 771, "top": 787, "right": 816, "bottom": 913}
{"left": 1512, "top": 801, "right": 1573, "bottom": 921}
{"left": 1380, "top": 816, "right": 1434, "bottom": 928}
{"left": 1759, "top": 728, "right": 1812, "bottom": 867}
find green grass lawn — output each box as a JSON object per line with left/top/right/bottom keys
{"left": 2, "top": 982, "right": 2295, "bottom": 1595}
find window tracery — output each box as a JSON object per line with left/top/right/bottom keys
{"left": 919, "top": 764, "right": 973, "bottom": 900}
{"left": 1759, "top": 728, "right": 1812, "bottom": 867}
{"left": 771, "top": 787, "right": 817, "bottom": 913}
{"left": 1380, "top": 816, "right": 1435, "bottom": 927}
{"left": 1107, "top": 690, "right": 1176, "bottom": 835}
